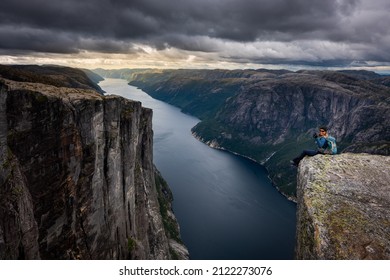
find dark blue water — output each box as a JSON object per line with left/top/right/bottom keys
{"left": 99, "top": 79, "right": 296, "bottom": 260}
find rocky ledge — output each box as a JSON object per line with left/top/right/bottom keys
{"left": 296, "top": 153, "right": 390, "bottom": 259}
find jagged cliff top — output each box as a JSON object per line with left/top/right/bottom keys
{"left": 296, "top": 153, "right": 390, "bottom": 259}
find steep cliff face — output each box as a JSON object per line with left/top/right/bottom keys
{"left": 209, "top": 72, "right": 389, "bottom": 146}
{"left": 0, "top": 76, "right": 187, "bottom": 259}
{"left": 296, "top": 153, "right": 390, "bottom": 259}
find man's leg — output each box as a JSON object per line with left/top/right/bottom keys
{"left": 292, "top": 150, "right": 318, "bottom": 166}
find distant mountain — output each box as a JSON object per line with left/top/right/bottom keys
{"left": 0, "top": 65, "right": 104, "bottom": 94}
{"left": 93, "top": 68, "right": 151, "bottom": 80}
{"left": 81, "top": 68, "right": 105, "bottom": 86}
{"left": 99, "top": 68, "right": 390, "bottom": 198}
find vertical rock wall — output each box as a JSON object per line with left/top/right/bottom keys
{"left": 0, "top": 79, "right": 187, "bottom": 259}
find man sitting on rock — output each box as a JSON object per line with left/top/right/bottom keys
{"left": 291, "top": 126, "right": 337, "bottom": 166}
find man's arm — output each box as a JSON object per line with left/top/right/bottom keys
{"left": 315, "top": 137, "right": 327, "bottom": 149}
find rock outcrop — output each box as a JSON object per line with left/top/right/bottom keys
{"left": 296, "top": 153, "right": 390, "bottom": 259}
{"left": 0, "top": 73, "right": 187, "bottom": 259}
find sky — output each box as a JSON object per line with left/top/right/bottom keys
{"left": 0, "top": 0, "right": 390, "bottom": 71}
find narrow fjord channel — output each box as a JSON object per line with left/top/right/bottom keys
{"left": 99, "top": 78, "right": 296, "bottom": 260}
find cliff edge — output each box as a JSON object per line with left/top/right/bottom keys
{"left": 296, "top": 153, "right": 390, "bottom": 259}
{"left": 0, "top": 73, "right": 188, "bottom": 259}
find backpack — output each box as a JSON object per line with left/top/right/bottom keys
{"left": 325, "top": 136, "right": 337, "bottom": 155}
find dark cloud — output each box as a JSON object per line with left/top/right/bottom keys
{"left": 0, "top": 26, "right": 78, "bottom": 53}
{"left": 0, "top": 0, "right": 389, "bottom": 66}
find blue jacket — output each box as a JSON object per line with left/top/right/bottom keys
{"left": 315, "top": 137, "right": 328, "bottom": 149}
{"left": 316, "top": 136, "right": 337, "bottom": 154}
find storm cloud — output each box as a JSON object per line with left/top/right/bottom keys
{"left": 0, "top": 0, "right": 389, "bottom": 67}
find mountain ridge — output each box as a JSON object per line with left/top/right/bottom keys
{"left": 0, "top": 64, "right": 105, "bottom": 94}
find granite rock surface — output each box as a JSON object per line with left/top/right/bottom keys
{"left": 296, "top": 153, "right": 390, "bottom": 259}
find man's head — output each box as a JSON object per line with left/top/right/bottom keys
{"left": 319, "top": 126, "right": 328, "bottom": 136}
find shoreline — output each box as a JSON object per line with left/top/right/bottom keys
{"left": 191, "top": 130, "right": 297, "bottom": 203}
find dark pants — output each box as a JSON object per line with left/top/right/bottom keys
{"left": 292, "top": 150, "right": 321, "bottom": 165}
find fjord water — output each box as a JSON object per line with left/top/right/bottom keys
{"left": 99, "top": 79, "right": 296, "bottom": 260}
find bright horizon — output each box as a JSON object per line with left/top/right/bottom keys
{"left": 2, "top": 52, "right": 390, "bottom": 75}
